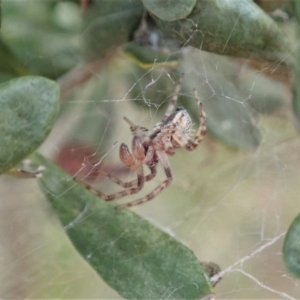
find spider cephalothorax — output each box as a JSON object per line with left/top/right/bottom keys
{"left": 75, "top": 82, "right": 207, "bottom": 209}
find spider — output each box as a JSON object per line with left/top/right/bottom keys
{"left": 74, "top": 81, "right": 207, "bottom": 210}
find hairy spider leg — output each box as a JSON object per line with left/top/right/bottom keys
{"left": 185, "top": 89, "right": 207, "bottom": 150}
{"left": 99, "top": 143, "right": 158, "bottom": 188}
{"left": 99, "top": 165, "right": 157, "bottom": 188}
{"left": 115, "top": 150, "right": 173, "bottom": 209}
{"left": 74, "top": 136, "right": 146, "bottom": 201}
{"left": 162, "top": 78, "right": 183, "bottom": 122}
{"left": 74, "top": 164, "right": 144, "bottom": 201}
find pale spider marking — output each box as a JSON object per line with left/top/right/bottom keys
{"left": 74, "top": 81, "right": 207, "bottom": 209}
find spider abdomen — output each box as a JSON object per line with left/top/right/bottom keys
{"left": 171, "top": 108, "right": 193, "bottom": 136}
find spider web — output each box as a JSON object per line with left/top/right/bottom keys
{"left": 1, "top": 1, "right": 300, "bottom": 299}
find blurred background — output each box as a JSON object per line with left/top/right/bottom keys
{"left": 1, "top": 0, "right": 300, "bottom": 298}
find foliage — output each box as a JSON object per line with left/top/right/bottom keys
{"left": 0, "top": 77, "right": 59, "bottom": 173}
{"left": 1, "top": 0, "right": 300, "bottom": 298}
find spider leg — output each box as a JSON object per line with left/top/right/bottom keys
{"left": 185, "top": 89, "right": 207, "bottom": 151}
{"left": 115, "top": 151, "right": 173, "bottom": 210}
{"left": 145, "top": 165, "right": 157, "bottom": 181}
{"left": 74, "top": 136, "right": 147, "bottom": 201}
{"left": 162, "top": 78, "right": 182, "bottom": 122}
{"left": 74, "top": 163, "right": 145, "bottom": 201}
{"left": 99, "top": 142, "right": 158, "bottom": 188}
{"left": 100, "top": 165, "right": 157, "bottom": 188}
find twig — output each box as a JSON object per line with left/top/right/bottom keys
{"left": 57, "top": 50, "right": 118, "bottom": 101}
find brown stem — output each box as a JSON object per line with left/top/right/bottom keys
{"left": 57, "top": 50, "right": 118, "bottom": 101}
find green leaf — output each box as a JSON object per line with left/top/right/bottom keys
{"left": 292, "top": 0, "right": 300, "bottom": 129}
{"left": 35, "top": 153, "right": 214, "bottom": 299}
{"left": 3, "top": 1, "right": 81, "bottom": 79}
{"left": 255, "top": 0, "right": 290, "bottom": 12}
{"left": 0, "top": 76, "right": 60, "bottom": 174}
{"left": 82, "top": 0, "right": 143, "bottom": 60}
{"left": 127, "top": 65, "right": 178, "bottom": 110}
{"left": 153, "top": 0, "right": 294, "bottom": 64}
{"left": 283, "top": 213, "right": 300, "bottom": 278}
{"left": 292, "top": 0, "right": 300, "bottom": 24}
{"left": 142, "top": 0, "right": 196, "bottom": 21}
{"left": 123, "top": 41, "right": 180, "bottom": 68}
{"left": 181, "top": 50, "right": 261, "bottom": 149}
{"left": 0, "top": 37, "right": 30, "bottom": 79}
{"left": 239, "top": 69, "right": 287, "bottom": 114}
